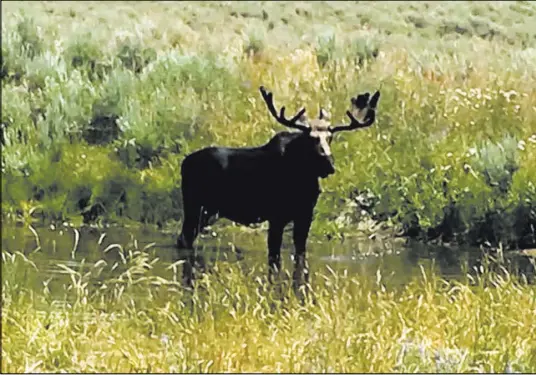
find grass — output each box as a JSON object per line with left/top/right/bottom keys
{"left": 2, "top": 237, "right": 536, "bottom": 373}
{"left": 1, "top": 1, "right": 536, "bottom": 248}
{"left": 3, "top": 4, "right": 536, "bottom": 371}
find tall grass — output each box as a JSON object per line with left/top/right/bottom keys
{"left": 1, "top": 1, "right": 536, "bottom": 247}
{"left": 2, "top": 239, "right": 536, "bottom": 373}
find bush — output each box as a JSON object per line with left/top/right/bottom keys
{"left": 315, "top": 31, "right": 337, "bottom": 68}
{"left": 243, "top": 28, "right": 266, "bottom": 57}
{"left": 348, "top": 35, "right": 380, "bottom": 67}
{"left": 15, "top": 15, "right": 44, "bottom": 59}
{"left": 471, "top": 135, "right": 520, "bottom": 194}
{"left": 64, "top": 32, "right": 111, "bottom": 80}
{"left": 116, "top": 38, "right": 156, "bottom": 74}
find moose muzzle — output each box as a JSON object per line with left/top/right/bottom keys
{"left": 319, "top": 155, "right": 335, "bottom": 178}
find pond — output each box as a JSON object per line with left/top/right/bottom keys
{"left": 2, "top": 223, "right": 535, "bottom": 298}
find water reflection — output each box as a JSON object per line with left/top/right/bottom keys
{"left": 2, "top": 224, "right": 535, "bottom": 297}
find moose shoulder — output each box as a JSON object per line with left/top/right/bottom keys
{"left": 178, "top": 86, "right": 380, "bottom": 285}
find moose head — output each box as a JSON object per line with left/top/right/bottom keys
{"left": 259, "top": 86, "right": 381, "bottom": 178}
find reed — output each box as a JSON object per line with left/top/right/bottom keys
{"left": 2, "top": 1, "right": 535, "bottom": 245}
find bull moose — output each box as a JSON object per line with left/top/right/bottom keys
{"left": 177, "top": 86, "right": 380, "bottom": 287}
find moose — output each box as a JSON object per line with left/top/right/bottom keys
{"left": 177, "top": 86, "right": 380, "bottom": 288}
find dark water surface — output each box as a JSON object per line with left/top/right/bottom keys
{"left": 2, "top": 223, "right": 535, "bottom": 297}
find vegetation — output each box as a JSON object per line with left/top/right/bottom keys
{"left": 2, "top": 236, "right": 535, "bottom": 373}
{"left": 2, "top": 1, "right": 536, "bottom": 248}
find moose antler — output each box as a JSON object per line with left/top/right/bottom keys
{"left": 259, "top": 86, "right": 310, "bottom": 132}
{"left": 329, "top": 90, "right": 380, "bottom": 133}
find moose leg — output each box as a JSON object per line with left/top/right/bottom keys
{"left": 178, "top": 201, "right": 205, "bottom": 249}
{"left": 178, "top": 202, "right": 205, "bottom": 288}
{"left": 267, "top": 220, "right": 285, "bottom": 281}
{"left": 292, "top": 213, "right": 313, "bottom": 292}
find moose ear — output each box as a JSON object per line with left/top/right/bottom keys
{"left": 369, "top": 91, "right": 381, "bottom": 109}
{"left": 319, "top": 108, "right": 331, "bottom": 120}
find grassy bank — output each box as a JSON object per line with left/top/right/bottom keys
{"left": 2, "top": 1, "right": 536, "bottom": 247}
{"left": 2, "top": 241, "right": 536, "bottom": 373}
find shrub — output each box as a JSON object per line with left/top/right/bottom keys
{"left": 243, "top": 28, "right": 266, "bottom": 57}
{"left": 15, "top": 15, "right": 44, "bottom": 59}
{"left": 315, "top": 31, "right": 337, "bottom": 68}
{"left": 116, "top": 38, "right": 157, "bottom": 74}
{"left": 471, "top": 135, "right": 520, "bottom": 194}
{"left": 64, "top": 32, "right": 111, "bottom": 80}
{"left": 348, "top": 35, "right": 380, "bottom": 67}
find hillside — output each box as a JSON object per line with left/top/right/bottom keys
{"left": 2, "top": 1, "right": 536, "bottom": 247}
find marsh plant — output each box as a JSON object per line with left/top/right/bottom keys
{"left": 2, "top": 235, "right": 536, "bottom": 373}
{"left": 2, "top": 3, "right": 536, "bottom": 373}
{"left": 1, "top": 1, "right": 536, "bottom": 247}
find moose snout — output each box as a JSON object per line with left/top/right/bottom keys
{"left": 320, "top": 155, "right": 335, "bottom": 177}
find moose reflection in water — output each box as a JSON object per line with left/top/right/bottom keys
{"left": 177, "top": 86, "right": 381, "bottom": 290}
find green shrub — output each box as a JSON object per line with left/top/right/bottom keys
{"left": 471, "top": 135, "right": 520, "bottom": 194}
{"left": 243, "top": 28, "right": 266, "bottom": 57}
{"left": 64, "top": 32, "right": 111, "bottom": 80}
{"left": 15, "top": 15, "right": 44, "bottom": 59}
{"left": 315, "top": 31, "right": 337, "bottom": 68}
{"left": 1, "top": 1, "right": 535, "bottom": 247}
{"left": 348, "top": 35, "right": 380, "bottom": 67}
{"left": 116, "top": 38, "right": 156, "bottom": 74}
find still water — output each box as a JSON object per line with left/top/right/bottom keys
{"left": 2, "top": 223, "right": 535, "bottom": 296}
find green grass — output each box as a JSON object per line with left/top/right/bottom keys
{"left": 1, "top": 1, "right": 536, "bottom": 247}
{"left": 2, "top": 240, "right": 536, "bottom": 373}
{"left": 3, "top": 4, "right": 536, "bottom": 371}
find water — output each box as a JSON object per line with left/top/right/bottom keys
{"left": 2, "top": 223, "right": 535, "bottom": 297}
